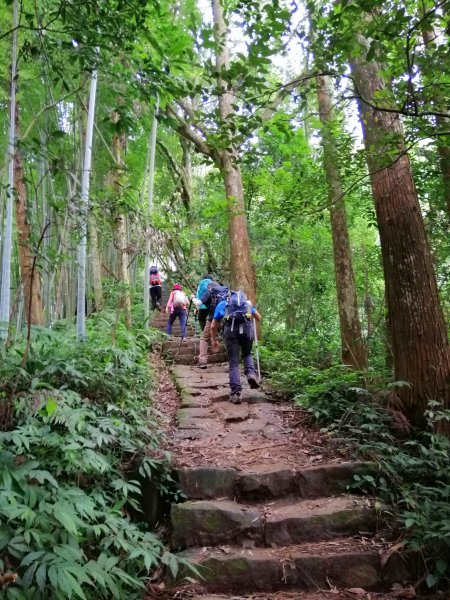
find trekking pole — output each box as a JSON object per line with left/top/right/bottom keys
{"left": 253, "top": 317, "right": 261, "bottom": 382}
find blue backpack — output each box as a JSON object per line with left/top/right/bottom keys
{"left": 225, "top": 290, "right": 252, "bottom": 332}
{"left": 197, "top": 278, "right": 212, "bottom": 309}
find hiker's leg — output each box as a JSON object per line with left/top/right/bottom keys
{"left": 198, "top": 308, "right": 208, "bottom": 332}
{"left": 150, "top": 287, "right": 157, "bottom": 309}
{"left": 155, "top": 285, "right": 162, "bottom": 308}
{"left": 166, "top": 311, "right": 176, "bottom": 336}
{"left": 241, "top": 336, "right": 256, "bottom": 377}
{"left": 198, "top": 320, "right": 211, "bottom": 366}
{"left": 241, "top": 336, "right": 260, "bottom": 388}
{"left": 178, "top": 309, "right": 187, "bottom": 338}
{"left": 224, "top": 329, "right": 242, "bottom": 394}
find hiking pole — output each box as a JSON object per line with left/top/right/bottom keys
{"left": 253, "top": 317, "right": 261, "bottom": 382}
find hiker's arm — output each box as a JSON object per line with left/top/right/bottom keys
{"left": 190, "top": 295, "right": 202, "bottom": 308}
{"left": 210, "top": 319, "right": 221, "bottom": 352}
{"left": 252, "top": 309, "right": 262, "bottom": 321}
{"left": 166, "top": 292, "right": 173, "bottom": 313}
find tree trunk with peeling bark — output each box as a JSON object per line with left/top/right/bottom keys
{"left": 316, "top": 75, "right": 367, "bottom": 370}
{"left": 350, "top": 41, "right": 450, "bottom": 428}
{"left": 14, "top": 104, "right": 44, "bottom": 326}
{"left": 211, "top": 0, "right": 256, "bottom": 299}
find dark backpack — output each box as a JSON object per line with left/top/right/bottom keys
{"left": 201, "top": 284, "right": 228, "bottom": 314}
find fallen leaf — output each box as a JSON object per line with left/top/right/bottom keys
{"left": 347, "top": 587, "right": 367, "bottom": 596}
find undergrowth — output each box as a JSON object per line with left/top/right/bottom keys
{"left": 0, "top": 313, "right": 186, "bottom": 599}
{"left": 262, "top": 345, "right": 450, "bottom": 589}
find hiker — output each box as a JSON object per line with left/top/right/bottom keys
{"left": 166, "top": 283, "right": 189, "bottom": 342}
{"left": 195, "top": 274, "right": 215, "bottom": 331}
{"left": 149, "top": 265, "right": 162, "bottom": 310}
{"left": 210, "top": 290, "right": 261, "bottom": 403}
{"left": 191, "top": 281, "right": 228, "bottom": 369}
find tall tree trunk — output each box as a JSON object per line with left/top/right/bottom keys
{"left": 316, "top": 75, "right": 367, "bottom": 370}
{"left": 180, "top": 137, "right": 200, "bottom": 261}
{"left": 76, "top": 68, "right": 98, "bottom": 340}
{"left": 0, "top": 0, "right": 19, "bottom": 339}
{"left": 112, "top": 131, "right": 132, "bottom": 329}
{"left": 211, "top": 0, "right": 256, "bottom": 299}
{"left": 143, "top": 98, "right": 158, "bottom": 320}
{"left": 14, "top": 147, "right": 44, "bottom": 325}
{"left": 349, "top": 37, "right": 450, "bottom": 428}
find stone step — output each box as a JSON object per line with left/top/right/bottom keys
{"left": 163, "top": 339, "right": 199, "bottom": 349}
{"left": 152, "top": 330, "right": 196, "bottom": 339}
{"left": 164, "top": 345, "right": 200, "bottom": 357}
{"left": 176, "top": 353, "right": 228, "bottom": 365}
{"left": 172, "top": 539, "right": 415, "bottom": 593}
{"left": 150, "top": 321, "right": 194, "bottom": 337}
{"left": 175, "top": 462, "right": 374, "bottom": 501}
{"left": 171, "top": 495, "right": 377, "bottom": 550}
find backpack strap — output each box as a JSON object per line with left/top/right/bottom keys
{"left": 224, "top": 290, "right": 231, "bottom": 320}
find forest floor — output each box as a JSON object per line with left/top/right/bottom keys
{"left": 146, "top": 352, "right": 439, "bottom": 600}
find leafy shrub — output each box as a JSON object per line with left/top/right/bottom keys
{"left": 353, "top": 402, "right": 450, "bottom": 588}
{"left": 0, "top": 314, "right": 184, "bottom": 599}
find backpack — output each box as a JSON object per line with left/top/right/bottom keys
{"left": 204, "top": 284, "right": 228, "bottom": 312}
{"left": 197, "top": 278, "right": 212, "bottom": 308}
{"left": 149, "top": 266, "right": 161, "bottom": 286}
{"left": 225, "top": 290, "right": 252, "bottom": 335}
{"left": 173, "top": 290, "right": 186, "bottom": 308}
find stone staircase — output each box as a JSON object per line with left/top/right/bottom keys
{"left": 170, "top": 463, "right": 417, "bottom": 596}
{"left": 149, "top": 289, "right": 418, "bottom": 598}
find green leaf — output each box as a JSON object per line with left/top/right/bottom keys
{"left": 53, "top": 508, "right": 78, "bottom": 536}
{"left": 35, "top": 563, "right": 47, "bottom": 590}
{"left": 45, "top": 397, "right": 58, "bottom": 416}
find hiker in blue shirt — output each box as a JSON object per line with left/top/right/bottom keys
{"left": 210, "top": 293, "right": 261, "bottom": 404}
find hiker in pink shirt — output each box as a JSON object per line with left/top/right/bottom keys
{"left": 166, "top": 283, "right": 188, "bottom": 342}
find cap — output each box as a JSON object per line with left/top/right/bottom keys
{"left": 173, "top": 283, "right": 182, "bottom": 290}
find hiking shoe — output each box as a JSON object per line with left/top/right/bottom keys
{"left": 198, "top": 363, "right": 207, "bottom": 370}
{"left": 181, "top": 337, "right": 187, "bottom": 344}
{"left": 247, "top": 375, "right": 260, "bottom": 389}
{"left": 230, "top": 392, "right": 241, "bottom": 404}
